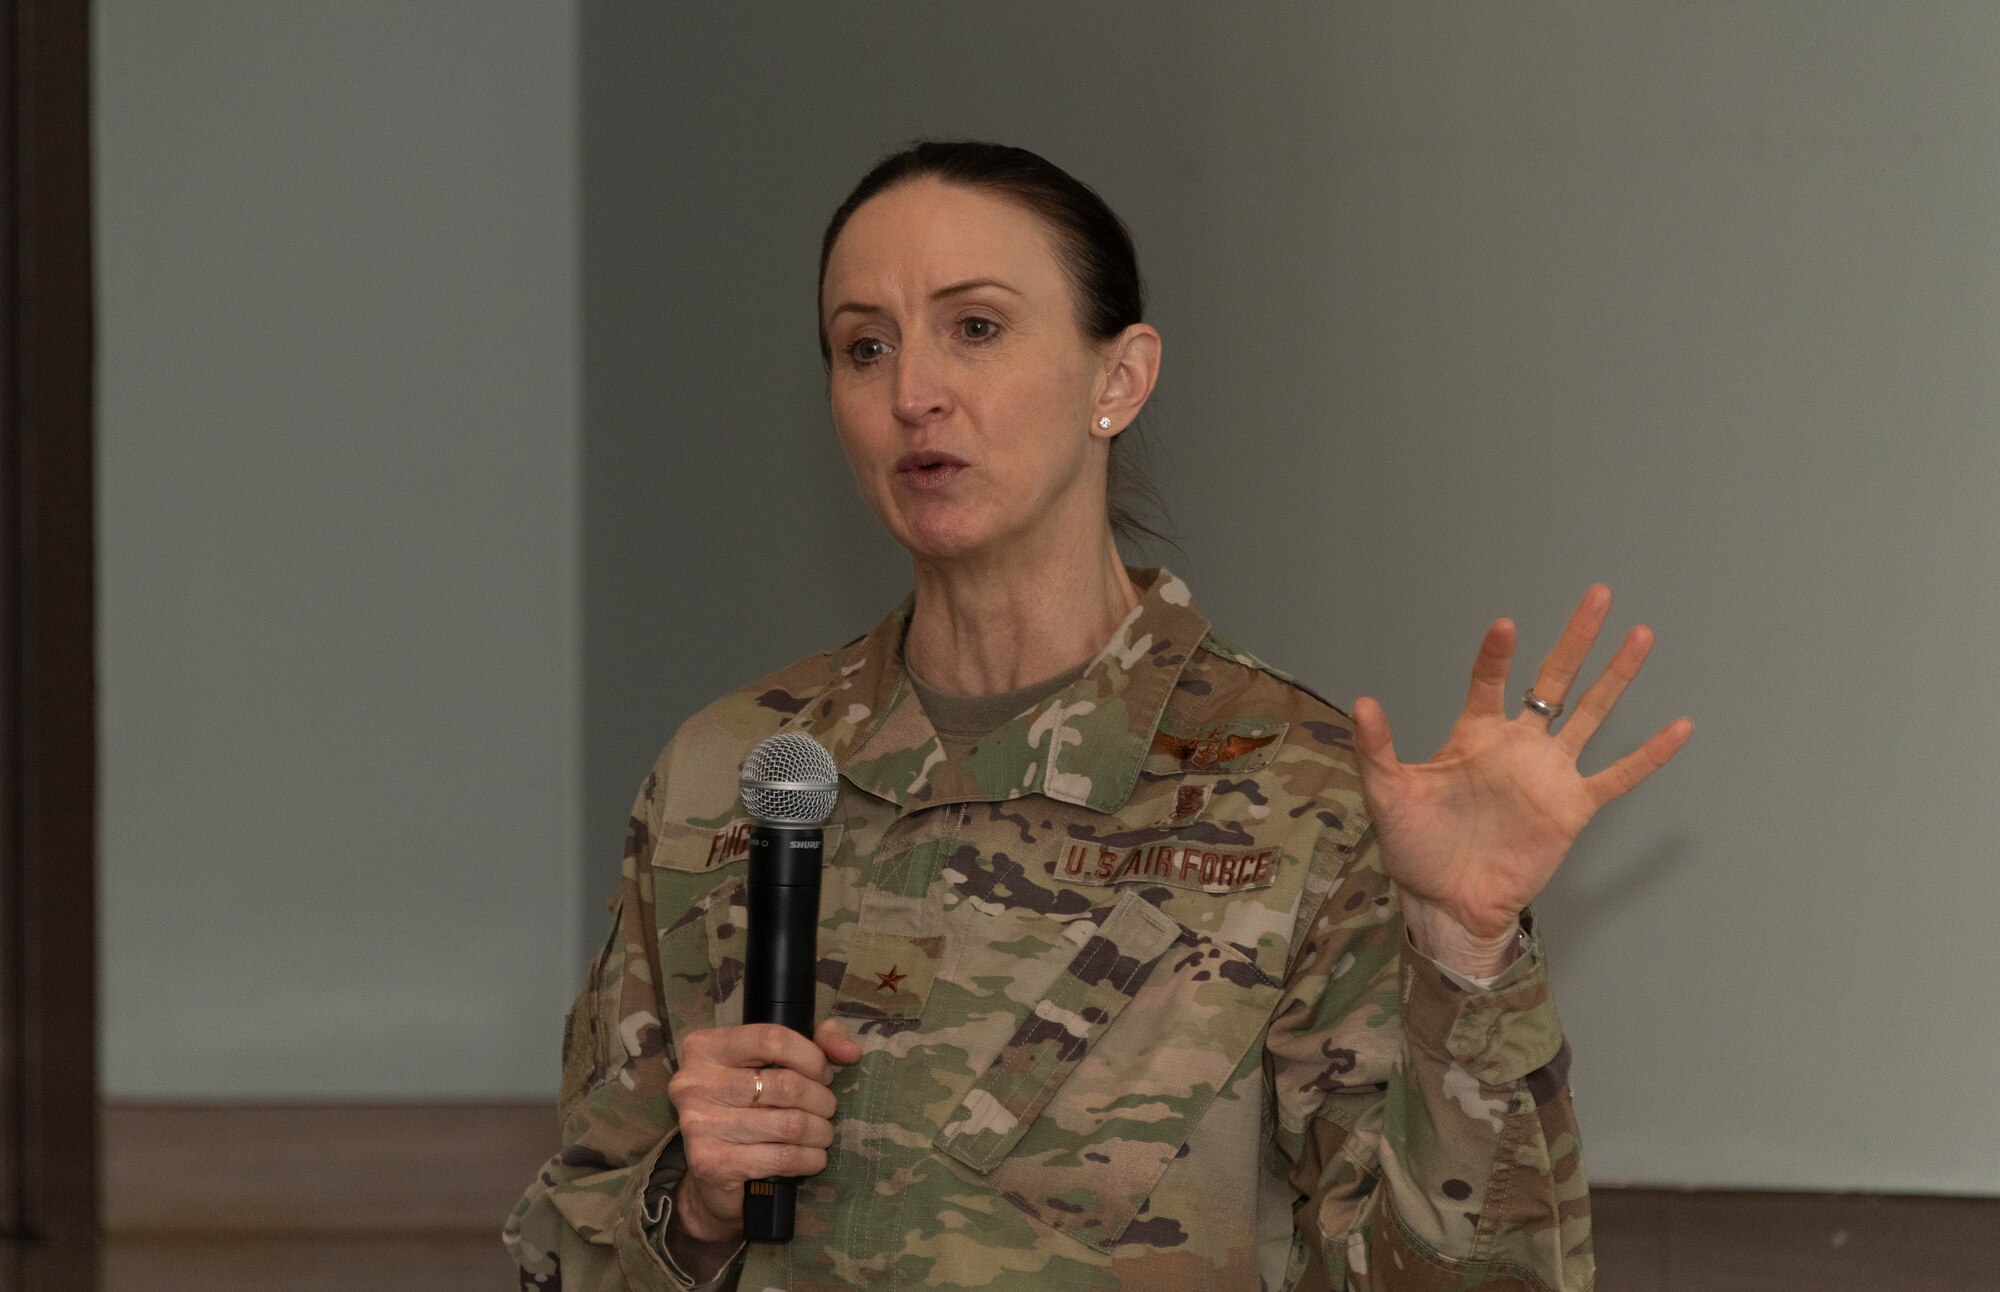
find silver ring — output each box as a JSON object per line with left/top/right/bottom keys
{"left": 1522, "top": 689, "right": 1564, "bottom": 720}
{"left": 750, "top": 1069, "right": 765, "bottom": 1106}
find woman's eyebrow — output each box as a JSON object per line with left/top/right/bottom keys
{"left": 827, "top": 278, "right": 1021, "bottom": 324}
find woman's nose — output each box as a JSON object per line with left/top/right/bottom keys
{"left": 891, "top": 334, "right": 951, "bottom": 425}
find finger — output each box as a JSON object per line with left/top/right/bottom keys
{"left": 753, "top": 1142, "right": 829, "bottom": 1179}
{"left": 1461, "top": 618, "right": 1516, "bottom": 719}
{"left": 815, "top": 1017, "right": 863, "bottom": 1067}
{"left": 1556, "top": 623, "right": 1654, "bottom": 755}
{"left": 721, "top": 1105, "right": 837, "bottom": 1151}
{"left": 731, "top": 1064, "right": 838, "bottom": 1119}
{"left": 1582, "top": 716, "right": 1693, "bottom": 807}
{"left": 706, "top": 1022, "right": 833, "bottom": 1084}
{"left": 1351, "top": 695, "right": 1400, "bottom": 773}
{"left": 1524, "top": 583, "right": 1612, "bottom": 720}
{"left": 692, "top": 1139, "right": 829, "bottom": 1184}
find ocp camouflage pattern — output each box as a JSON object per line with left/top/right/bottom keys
{"left": 504, "top": 566, "right": 1592, "bottom": 1290}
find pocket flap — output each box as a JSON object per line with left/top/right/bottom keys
{"left": 933, "top": 892, "right": 1182, "bottom": 1173}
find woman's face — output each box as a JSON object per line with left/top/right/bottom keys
{"left": 820, "top": 179, "right": 1128, "bottom": 564}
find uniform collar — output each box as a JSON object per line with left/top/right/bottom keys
{"left": 828, "top": 565, "right": 1210, "bottom": 816}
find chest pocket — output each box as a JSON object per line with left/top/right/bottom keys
{"left": 650, "top": 815, "right": 848, "bottom": 1040}
{"left": 651, "top": 814, "right": 852, "bottom": 1047}
{"left": 931, "top": 887, "right": 1282, "bottom": 1252}
{"left": 650, "top": 819, "right": 751, "bottom": 1042}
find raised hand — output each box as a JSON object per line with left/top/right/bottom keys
{"left": 1351, "top": 584, "right": 1693, "bottom": 972}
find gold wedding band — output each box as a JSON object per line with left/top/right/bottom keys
{"left": 751, "top": 1069, "right": 764, "bottom": 1106}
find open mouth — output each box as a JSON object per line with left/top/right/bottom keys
{"left": 896, "top": 451, "right": 969, "bottom": 486}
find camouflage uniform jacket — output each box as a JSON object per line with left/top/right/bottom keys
{"left": 505, "top": 565, "right": 1592, "bottom": 1291}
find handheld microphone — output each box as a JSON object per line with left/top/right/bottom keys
{"left": 736, "top": 730, "right": 838, "bottom": 1243}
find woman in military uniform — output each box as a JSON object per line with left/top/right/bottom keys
{"left": 506, "top": 140, "right": 1691, "bottom": 1291}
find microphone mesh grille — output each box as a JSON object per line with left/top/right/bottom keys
{"left": 738, "top": 731, "right": 839, "bottom": 825}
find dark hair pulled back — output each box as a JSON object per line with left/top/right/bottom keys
{"left": 817, "top": 139, "right": 1175, "bottom": 553}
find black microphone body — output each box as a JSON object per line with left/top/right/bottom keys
{"left": 741, "top": 820, "right": 823, "bottom": 1242}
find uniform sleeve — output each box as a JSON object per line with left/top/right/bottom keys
{"left": 1264, "top": 822, "right": 1593, "bottom": 1291}
{"left": 502, "top": 771, "right": 748, "bottom": 1292}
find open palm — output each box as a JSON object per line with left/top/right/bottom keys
{"left": 1352, "top": 584, "right": 1694, "bottom": 944}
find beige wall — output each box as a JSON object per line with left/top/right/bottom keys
{"left": 95, "top": 1, "right": 582, "bottom": 1097}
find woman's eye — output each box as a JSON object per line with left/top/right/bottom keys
{"left": 961, "top": 316, "right": 999, "bottom": 341}
{"left": 846, "top": 337, "right": 887, "bottom": 365}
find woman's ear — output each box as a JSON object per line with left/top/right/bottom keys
{"left": 1091, "top": 323, "right": 1162, "bottom": 438}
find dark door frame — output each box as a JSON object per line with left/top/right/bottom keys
{"left": 0, "top": 0, "right": 96, "bottom": 1247}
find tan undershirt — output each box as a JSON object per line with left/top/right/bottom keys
{"left": 907, "top": 656, "right": 1091, "bottom": 761}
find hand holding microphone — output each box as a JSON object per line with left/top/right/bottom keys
{"left": 665, "top": 732, "right": 856, "bottom": 1255}
{"left": 665, "top": 1016, "right": 858, "bottom": 1249}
